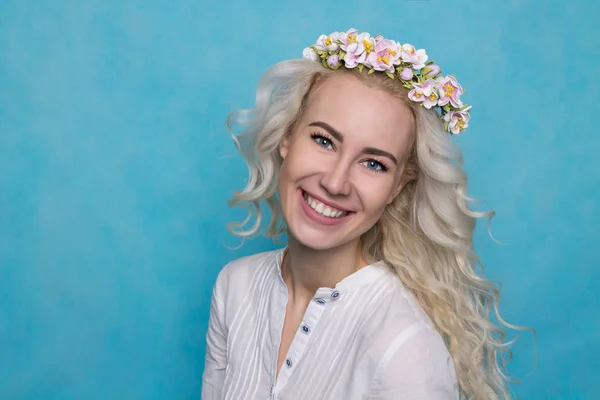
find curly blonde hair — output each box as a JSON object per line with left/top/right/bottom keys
{"left": 226, "top": 58, "right": 526, "bottom": 399}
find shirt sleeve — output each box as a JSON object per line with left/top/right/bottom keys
{"left": 201, "top": 274, "right": 228, "bottom": 400}
{"left": 368, "top": 325, "right": 459, "bottom": 400}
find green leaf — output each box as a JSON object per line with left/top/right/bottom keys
{"left": 368, "top": 68, "right": 375, "bottom": 75}
{"left": 338, "top": 50, "right": 346, "bottom": 61}
{"left": 358, "top": 64, "right": 364, "bottom": 73}
{"left": 385, "top": 71, "right": 395, "bottom": 79}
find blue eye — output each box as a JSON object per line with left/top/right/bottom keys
{"left": 311, "top": 134, "right": 334, "bottom": 150}
{"left": 363, "top": 160, "right": 388, "bottom": 172}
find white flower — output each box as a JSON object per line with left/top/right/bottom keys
{"left": 401, "top": 43, "right": 428, "bottom": 69}
{"left": 302, "top": 47, "right": 319, "bottom": 62}
{"left": 314, "top": 33, "right": 340, "bottom": 52}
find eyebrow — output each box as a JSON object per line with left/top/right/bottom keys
{"left": 308, "top": 121, "right": 399, "bottom": 165}
{"left": 309, "top": 121, "right": 344, "bottom": 143}
{"left": 362, "top": 147, "right": 398, "bottom": 165}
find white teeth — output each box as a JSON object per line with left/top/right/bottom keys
{"left": 303, "top": 192, "right": 348, "bottom": 219}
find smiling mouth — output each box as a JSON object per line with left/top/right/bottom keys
{"left": 301, "top": 190, "right": 349, "bottom": 219}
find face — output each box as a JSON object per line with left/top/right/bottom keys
{"left": 278, "top": 73, "right": 415, "bottom": 251}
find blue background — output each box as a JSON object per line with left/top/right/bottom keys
{"left": 0, "top": 0, "right": 598, "bottom": 398}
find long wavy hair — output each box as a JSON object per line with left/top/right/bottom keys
{"left": 226, "top": 58, "right": 524, "bottom": 399}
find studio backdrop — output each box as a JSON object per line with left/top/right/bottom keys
{"left": 0, "top": 0, "right": 598, "bottom": 398}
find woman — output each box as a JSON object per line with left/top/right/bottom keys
{"left": 202, "top": 29, "right": 519, "bottom": 399}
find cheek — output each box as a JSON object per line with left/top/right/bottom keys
{"left": 278, "top": 148, "right": 310, "bottom": 197}
{"left": 357, "top": 175, "right": 397, "bottom": 207}
{"left": 364, "top": 193, "right": 392, "bottom": 214}
{"left": 282, "top": 141, "right": 326, "bottom": 178}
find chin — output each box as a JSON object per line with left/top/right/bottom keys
{"left": 288, "top": 226, "right": 350, "bottom": 251}
{"left": 285, "top": 211, "right": 365, "bottom": 252}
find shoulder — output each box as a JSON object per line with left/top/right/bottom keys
{"left": 365, "top": 281, "right": 458, "bottom": 397}
{"left": 214, "top": 247, "right": 283, "bottom": 294}
{"left": 369, "top": 324, "right": 458, "bottom": 398}
{"left": 364, "top": 275, "right": 441, "bottom": 344}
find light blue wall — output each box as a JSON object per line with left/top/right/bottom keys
{"left": 0, "top": 0, "right": 597, "bottom": 398}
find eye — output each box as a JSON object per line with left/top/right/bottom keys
{"left": 362, "top": 159, "right": 388, "bottom": 173}
{"left": 310, "top": 133, "right": 334, "bottom": 150}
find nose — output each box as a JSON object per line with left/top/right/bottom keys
{"left": 319, "top": 159, "right": 352, "bottom": 197}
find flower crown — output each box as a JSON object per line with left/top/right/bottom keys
{"left": 302, "top": 29, "right": 471, "bottom": 135}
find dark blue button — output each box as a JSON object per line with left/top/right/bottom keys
{"left": 301, "top": 324, "right": 310, "bottom": 334}
{"left": 285, "top": 358, "right": 293, "bottom": 368}
{"left": 331, "top": 291, "right": 340, "bottom": 299}
{"left": 315, "top": 297, "right": 326, "bottom": 304}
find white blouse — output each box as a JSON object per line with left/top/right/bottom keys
{"left": 202, "top": 248, "right": 458, "bottom": 399}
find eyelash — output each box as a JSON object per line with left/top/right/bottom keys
{"left": 309, "top": 132, "right": 389, "bottom": 173}
{"left": 310, "top": 132, "right": 335, "bottom": 150}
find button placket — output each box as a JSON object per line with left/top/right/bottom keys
{"left": 274, "top": 291, "right": 329, "bottom": 392}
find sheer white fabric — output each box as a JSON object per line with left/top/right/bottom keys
{"left": 202, "top": 248, "right": 458, "bottom": 399}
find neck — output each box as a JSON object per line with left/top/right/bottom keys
{"left": 281, "top": 236, "right": 368, "bottom": 304}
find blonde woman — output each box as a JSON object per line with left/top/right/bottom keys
{"left": 202, "top": 29, "right": 520, "bottom": 399}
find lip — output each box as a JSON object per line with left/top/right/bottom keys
{"left": 301, "top": 189, "right": 351, "bottom": 212}
{"left": 298, "top": 189, "right": 352, "bottom": 226}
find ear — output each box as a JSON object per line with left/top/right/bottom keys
{"left": 279, "top": 135, "right": 290, "bottom": 160}
{"left": 386, "top": 165, "right": 412, "bottom": 205}
{"left": 386, "top": 179, "right": 407, "bottom": 205}
{"left": 387, "top": 149, "right": 418, "bottom": 204}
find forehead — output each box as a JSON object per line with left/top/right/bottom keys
{"left": 302, "top": 74, "right": 415, "bottom": 151}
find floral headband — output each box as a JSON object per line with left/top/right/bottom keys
{"left": 302, "top": 29, "right": 471, "bottom": 135}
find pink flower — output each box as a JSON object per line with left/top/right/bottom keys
{"left": 343, "top": 42, "right": 367, "bottom": 68}
{"left": 366, "top": 39, "right": 402, "bottom": 72}
{"left": 436, "top": 76, "right": 464, "bottom": 108}
{"left": 343, "top": 32, "right": 374, "bottom": 68}
{"left": 400, "top": 67, "right": 413, "bottom": 80}
{"left": 339, "top": 28, "right": 359, "bottom": 50}
{"left": 444, "top": 106, "right": 472, "bottom": 134}
{"left": 422, "top": 64, "right": 441, "bottom": 78}
{"left": 408, "top": 79, "right": 439, "bottom": 109}
{"left": 401, "top": 43, "right": 428, "bottom": 69}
